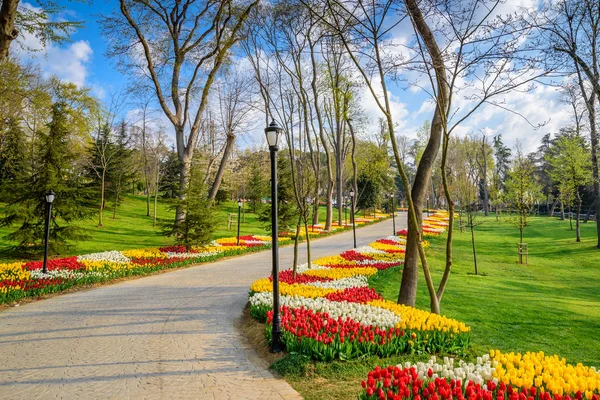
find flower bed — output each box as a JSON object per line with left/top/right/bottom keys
{"left": 248, "top": 212, "right": 471, "bottom": 360}
{"left": 0, "top": 235, "right": 286, "bottom": 304}
{"left": 359, "top": 352, "right": 600, "bottom": 400}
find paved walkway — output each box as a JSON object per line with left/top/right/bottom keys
{"left": 0, "top": 214, "right": 407, "bottom": 400}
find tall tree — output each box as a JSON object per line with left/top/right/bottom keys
{"left": 505, "top": 147, "right": 542, "bottom": 262}
{"left": 547, "top": 133, "right": 593, "bottom": 242}
{"left": 102, "top": 0, "right": 259, "bottom": 226}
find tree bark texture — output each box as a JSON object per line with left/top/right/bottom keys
{"left": 208, "top": 133, "right": 235, "bottom": 201}
{"left": 0, "top": 0, "right": 19, "bottom": 60}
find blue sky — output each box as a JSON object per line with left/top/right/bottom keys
{"left": 16, "top": 1, "right": 574, "bottom": 154}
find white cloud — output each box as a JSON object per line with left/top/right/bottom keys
{"left": 14, "top": 2, "right": 92, "bottom": 87}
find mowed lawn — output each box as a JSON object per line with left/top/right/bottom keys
{"left": 0, "top": 195, "right": 341, "bottom": 262}
{"left": 370, "top": 215, "right": 600, "bottom": 366}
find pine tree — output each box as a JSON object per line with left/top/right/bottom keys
{"left": 166, "top": 156, "right": 216, "bottom": 247}
{"left": 1, "top": 102, "right": 94, "bottom": 256}
{"left": 0, "top": 117, "right": 29, "bottom": 200}
{"left": 259, "top": 156, "right": 298, "bottom": 234}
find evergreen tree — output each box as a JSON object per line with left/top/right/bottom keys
{"left": 259, "top": 156, "right": 298, "bottom": 234}
{"left": 0, "top": 117, "right": 28, "bottom": 200}
{"left": 160, "top": 148, "right": 181, "bottom": 199}
{"left": 107, "top": 120, "right": 135, "bottom": 219}
{"left": 1, "top": 102, "right": 93, "bottom": 256}
{"left": 247, "top": 161, "right": 267, "bottom": 213}
{"left": 356, "top": 172, "right": 380, "bottom": 213}
{"left": 493, "top": 134, "right": 511, "bottom": 191}
{"left": 166, "top": 156, "right": 216, "bottom": 247}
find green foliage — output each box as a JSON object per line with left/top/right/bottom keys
{"left": 0, "top": 118, "right": 29, "bottom": 197}
{"left": 259, "top": 156, "right": 298, "bottom": 233}
{"left": 247, "top": 161, "right": 267, "bottom": 213}
{"left": 166, "top": 158, "right": 216, "bottom": 248}
{"left": 546, "top": 132, "right": 592, "bottom": 205}
{"left": 1, "top": 102, "right": 94, "bottom": 256}
{"left": 12, "top": 1, "right": 85, "bottom": 55}
{"left": 160, "top": 149, "right": 181, "bottom": 199}
{"left": 504, "top": 149, "right": 542, "bottom": 240}
{"left": 356, "top": 172, "right": 379, "bottom": 211}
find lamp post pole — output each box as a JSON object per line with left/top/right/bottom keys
{"left": 350, "top": 188, "right": 356, "bottom": 248}
{"left": 391, "top": 193, "right": 396, "bottom": 235}
{"left": 43, "top": 190, "right": 55, "bottom": 274}
{"left": 237, "top": 199, "right": 242, "bottom": 246}
{"left": 265, "top": 120, "right": 283, "bottom": 353}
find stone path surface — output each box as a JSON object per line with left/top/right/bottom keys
{"left": 0, "top": 214, "right": 407, "bottom": 400}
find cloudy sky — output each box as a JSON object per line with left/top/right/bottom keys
{"left": 16, "top": 1, "right": 573, "bottom": 154}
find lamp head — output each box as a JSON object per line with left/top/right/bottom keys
{"left": 264, "top": 120, "right": 282, "bottom": 149}
{"left": 45, "top": 190, "right": 55, "bottom": 204}
{"left": 238, "top": 199, "right": 243, "bottom": 207}
{"left": 349, "top": 188, "right": 355, "bottom": 197}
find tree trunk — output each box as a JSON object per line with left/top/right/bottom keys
{"left": 560, "top": 201, "right": 565, "bottom": 220}
{"left": 470, "top": 217, "right": 477, "bottom": 275}
{"left": 208, "top": 133, "right": 235, "bottom": 202}
{"left": 176, "top": 151, "right": 192, "bottom": 226}
{"left": 292, "top": 218, "right": 301, "bottom": 279}
{"left": 397, "top": 102, "right": 443, "bottom": 307}
{"left": 576, "top": 190, "right": 582, "bottom": 242}
{"left": 585, "top": 199, "right": 594, "bottom": 223}
{"left": 309, "top": 38, "right": 334, "bottom": 231}
{"left": 549, "top": 198, "right": 558, "bottom": 217}
{"left": 99, "top": 171, "right": 105, "bottom": 227}
{"left": 0, "top": 0, "right": 19, "bottom": 61}
{"left": 569, "top": 204, "right": 573, "bottom": 230}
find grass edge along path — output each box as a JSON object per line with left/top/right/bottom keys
{"left": 0, "top": 215, "right": 390, "bottom": 306}
{"left": 246, "top": 214, "right": 600, "bottom": 400}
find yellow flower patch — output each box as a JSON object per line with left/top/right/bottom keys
{"left": 122, "top": 248, "right": 167, "bottom": 259}
{"left": 81, "top": 260, "right": 135, "bottom": 272}
{"left": 250, "top": 278, "right": 338, "bottom": 298}
{"left": 303, "top": 267, "right": 378, "bottom": 279}
{"left": 370, "top": 242, "right": 406, "bottom": 252}
{"left": 313, "top": 255, "right": 357, "bottom": 267}
{"left": 491, "top": 350, "right": 600, "bottom": 396}
{"left": 0, "top": 262, "right": 29, "bottom": 282}
{"left": 368, "top": 299, "right": 470, "bottom": 334}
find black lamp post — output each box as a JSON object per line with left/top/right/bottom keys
{"left": 236, "top": 198, "right": 242, "bottom": 245}
{"left": 43, "top": 190, "right": 55, "bottom": 274}
{"left": 265, "top": 119, "right": 283, "bottom": 353}
{"left": 344, "top": 196, "right": 348, "bottom": 225}
{"left": 390, "top": 192, "right": 396, "bottom": 235}
{"left": 349, "top": 188, "right": 357, "bottom": 248}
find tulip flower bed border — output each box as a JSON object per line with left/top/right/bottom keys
{"left": 0, "top": 214, "right": 392, "bottom": 308}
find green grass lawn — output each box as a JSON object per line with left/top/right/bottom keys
{"left": 0, "top": 195, "right": 344, "bottom": 262}
{"left": 370, "top": 215, "right": 600, "bottom": 366}
{"left": 270, "top": 215, "right": 600, "bottom": 400}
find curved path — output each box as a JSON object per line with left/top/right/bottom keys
{"left": 0, "top": 214, "right": 407, "bottom": 400}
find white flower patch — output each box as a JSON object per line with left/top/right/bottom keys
{"left": 357, "top": 259, "right": 402, "bottom": 267}
{"left": 30, "top": 270, "right": 108, "bottom": 280}
{"left": 354, "top": 246, "right": 386, "bottom": 254}
{"left": 77, "top": 251, "right": 130, "bottom": 263}
{"left": 166, "top": 251, "right": 218, "bottom": 259}
{"left": 309, "top": 276, "right": 369, "bottom": 289}
{"left": 295, "top": 263, "right": 329, "bottom": 274}
{"left": 243, "top": 240, "right": 269, "bottom": 246}
{"left": 383, "top": 236, "right": 407, "bottom": 244}
{"left": 249, "top": 292, "right": 401, "bottom": 329}
{"left": 402, "top": 355, "right": 496, "bottom": 386}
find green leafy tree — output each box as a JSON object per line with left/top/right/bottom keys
{"left": 546, "top": 133, "right": 592, "bottom": 242}
{"left": 356, "top": 172, "right": 379, "bottom": 215}
{"left": 505, "top": 148, "right": 542, "bottom": 263}
{"left": 247, "top": 162, "right": 267, "bottom": 213}
{"left": 1, "top": 102, "right": 94, "bottom": 256}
